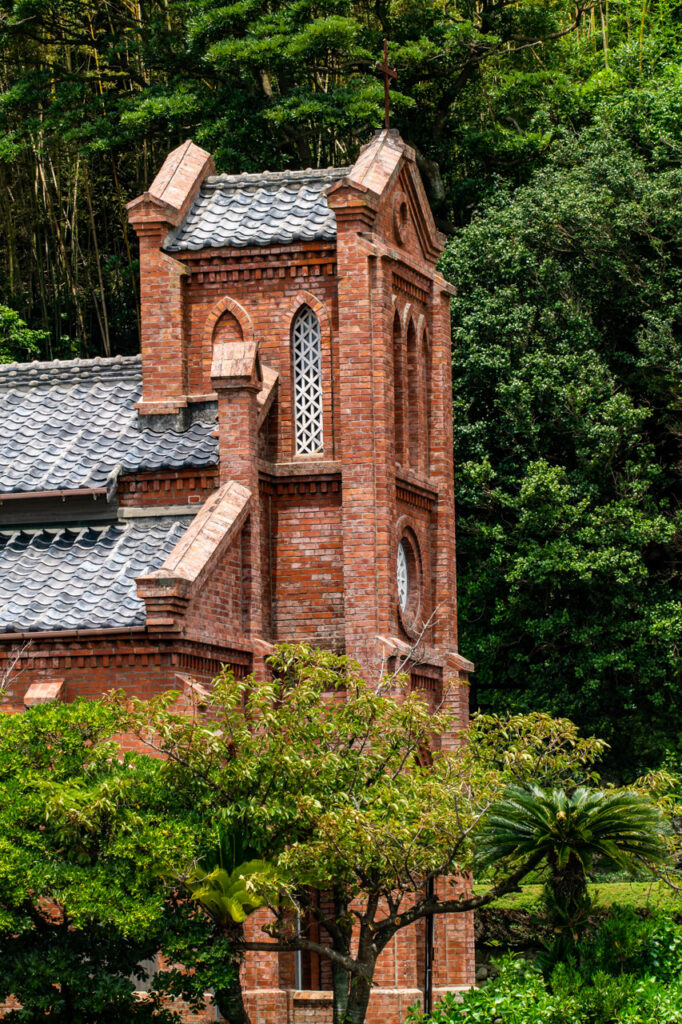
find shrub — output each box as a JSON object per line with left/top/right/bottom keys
{"left": 408, "top": 912, "right": 682, "bottom": 1024}
{"left": 406, "top": 956, "right": 580, "bottom": 1024}
{"left": 578, "top": 907, "right": 682, "bottom": 981}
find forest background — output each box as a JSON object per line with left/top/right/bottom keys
{"left": 0, "top": 0, "right": 679, "bottom": 777}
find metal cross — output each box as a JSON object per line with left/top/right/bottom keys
{"left": 375, "top": 39, "right": 397, "bottom": 130}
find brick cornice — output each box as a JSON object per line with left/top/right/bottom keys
{"left": 171, "top": 243, "right": 337, "bottom": 283}
{"left": 0, "top": 635, "right": 251, "bottom": 677}
{"left": 396, "top": 477, "right": 437, "bottom": 511}
{"left": 259, "top": 471, "right": 341, "bottom": 499}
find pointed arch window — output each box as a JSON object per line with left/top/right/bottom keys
{"left": 292, "top": 305, "right": 324, "bottom": 455}
{"left": 393, "top": 311, "right": 405, "bottom": 465}
{"left": 422, "top": 329, "right": 431, "bottom": 475}
{"left": 406, "top": 318, "right": 420, "bottom": 470}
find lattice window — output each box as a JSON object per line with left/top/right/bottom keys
{"left": 397, "top": 540, "right": 409, "bottom": 612}
{"left": 293, "top": 305, "right": 324, "bottom": 455}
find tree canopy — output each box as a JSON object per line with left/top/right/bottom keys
{"left": 443, "top": 83, "right": 682, "bottom": 773}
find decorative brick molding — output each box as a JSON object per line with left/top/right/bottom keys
{"left": 281, "top": 289, "right": 333, "bottom": 340}
{"left": 396, "top": 476, "right": 437, "bottom": 511}
{"left": 118, "top": 468, "right": 219, "bottom": 507}
{"left": 393, "top": 269, "right": 431, "bottom": 306}
{"left": 259, "top": 472, "right": 341, "bottom": 500}
{"left": 204, "top": 294, "right": 255, "bottom": 349}
{"left": 181, "top": 241, "right": 337, "bottom": 282}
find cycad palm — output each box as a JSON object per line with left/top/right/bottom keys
{"left": 477, "top": 785, "right": 670, "bottom": 941}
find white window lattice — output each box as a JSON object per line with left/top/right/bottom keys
{"left": 293, "top": 306, "right": 324, "bottom": 455}
{"left": 397, "top": 540, "right": 409, "bottom": 612}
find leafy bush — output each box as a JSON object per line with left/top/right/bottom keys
{"left": 578, "top": 907, "right": 682, "bottom": 981}
{"left": 408, "top": 912, "right": 682, "bottom": 1024}
{"left": 406, "top": 957, "right": 579, "bottom": 1024}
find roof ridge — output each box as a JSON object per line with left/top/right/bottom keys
{"left": 204, "top": 166, "right": 351, "bottom": 189}
{"left": 0, "top": 354, "right": 141, "bottom": 387}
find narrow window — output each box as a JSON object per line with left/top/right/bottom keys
{"left": 407, "top": 318, "right": 420, "bottom": 470}
{"left": 292, "top": 305, "right": 323, "bottom": 455}
{"left": 393, "top": 311, "right": 405, "bottom": 464}
{"left": 422, "top": 329, "right": 431, "bottom": 475}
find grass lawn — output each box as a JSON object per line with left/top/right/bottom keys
{"left": 473, "top": 881, "right": 682, "bottom": 913}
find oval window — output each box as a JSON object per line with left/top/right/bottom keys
{"left": 397, "top": 539, "right": 409, "bottom": 613}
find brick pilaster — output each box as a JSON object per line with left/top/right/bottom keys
{"left": 212, "top": 353, "right": 267, "bottom": 672}
{"left": 135, "top": 231, "right": 189, "bottom": 416}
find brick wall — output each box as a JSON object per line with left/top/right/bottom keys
{"left": 0, "top": 635, "right": 250, "bottom": 713}
{"left": 119, "top": 468, "right": 219, "bottom": 508}
{"left": 262, "top": 478, "right": 344, "bottom": 646}
{"left": 181, "top": 527, "right": 247, "bottom": 647}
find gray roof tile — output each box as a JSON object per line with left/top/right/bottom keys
{"left": 0, "top": 518, "right": 190, "bottom": 632}
{"left": 0, "top": 355, "right": 218, "bottom": 493}
{"left": 164, "top": 167, "right": 350, "bottom": 252}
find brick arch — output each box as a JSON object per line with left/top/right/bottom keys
{"left": 283, "top": 290, "right": 332, "bottom": 347}
{"left": 421, "top": 319, "right": 431, "bottom": 475}
{"left": 392, "top": 302, "right": 406, "bottom": 465}
{"left": 394, "top": 512, "right": 429, "bottom": 640}
{"left": 204, "top": 296, "right": 255, "bottom": 348}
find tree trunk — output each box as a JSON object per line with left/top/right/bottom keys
{"left": 344, "top": 972, "right": 373, "bottom": 1024}
{"left": 548, "top": 851, "right": 590, "bottom": 933}
{"left": 215, "top": 970, "right": 252, "bottom": 1024}
{"left": 331, "top": 885, "right": 353, "bottom": 1024}
{"left": 331, "top": 960, "right": 350, "bottom": 1024}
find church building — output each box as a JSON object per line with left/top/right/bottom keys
{"left": 0, "top": 128, "right": 474, "bottom": 1022}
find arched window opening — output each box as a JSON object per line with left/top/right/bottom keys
{"left": 422, "top": 330, "right": 431, "bottom": 475}
{"left": 406, "top": 318, "right": 420, "bottom": 470}
{"left": 393, "top": 311, "right": 405, "bottom": 465}
{"left": 292, "top": 305, "right": 323, "bottom": 456}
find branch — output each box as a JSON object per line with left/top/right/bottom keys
{"left": 374, "top": 853, "right": 544, "bottom": 937}
{"left": 244, "top": 939, "right": 368, "bottom": 978}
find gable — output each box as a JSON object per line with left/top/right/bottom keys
{"left": 326, "top": 129, "right": 444, "bottom": 263}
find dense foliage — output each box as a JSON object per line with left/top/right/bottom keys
{"left": 408, "top": 912, "right": 682, "bottom": 1023}
{"left": 444, "top": 89, "right": 682, "bottom": 772}
{"left": 0, "top": 0, "right": 672, "bottom": 355}
{"left": 0, "top": 645, "right": 621, "bottom": 1024}
{"left": 0, "top": 699, "right": 187, "bottom": 1021}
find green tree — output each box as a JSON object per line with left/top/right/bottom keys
{"left": 443, "top": 84, "right": 682, "bottom": 773}
{"left": 0, "top": 304, "right": 47, "bottom": 363}
{"left": 0, "top": 0, "right": 610, "bottom": 356}
{"left": 476, "top": 784, "right": 671, "bottom": 960}
{"left": 0, "top": 646, "right": 640, "bottom": 1024}
{"left": 121, "top": 644, "right": 609, "bottom": 1024}
{"left": 0, "top": 698, "right": 195, "bottom": 1022}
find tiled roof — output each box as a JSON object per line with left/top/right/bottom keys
{"left": 0, "top": 518, "right": 190, "bottom": 632}
{"left": 0, "top": 355, "right": 218, "bottom": 494}
{"left": 164, "top": 167, "right": 350, "bottom": 252}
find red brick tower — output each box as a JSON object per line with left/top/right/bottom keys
{"left": 125, "top": 127, "right": 475, "bottom": 1021}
